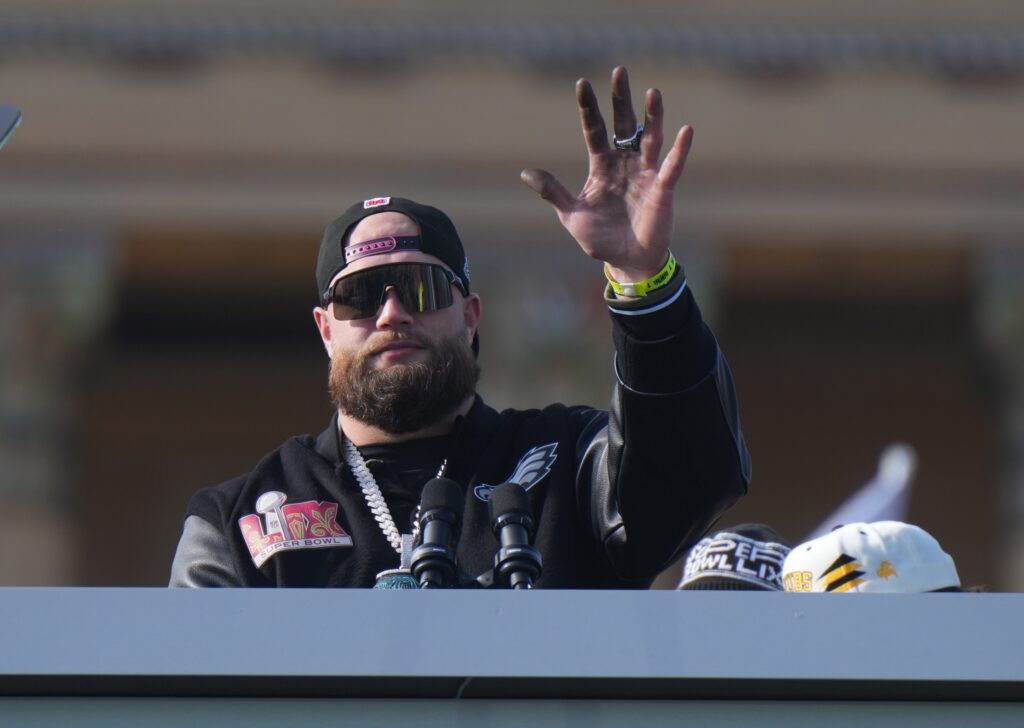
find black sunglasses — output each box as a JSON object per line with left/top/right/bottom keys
{"left": 324, "top": 262, "right": 467, "bottom": 321}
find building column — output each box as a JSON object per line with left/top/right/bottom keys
{"left": 0, "top": 227, "right": 112, "bottom": 584}
{"left": 976, "top": 245, "right": 1024, "bottom": 591}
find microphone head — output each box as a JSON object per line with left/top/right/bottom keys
{"left": 487, "top": 482, "right": 532, "bottom": 528}
{"left": 420, "top": 477, "right": 463, "bottom": 513}
{"left": 488, "top": 482, "right": 542, "bottom": 587}
{"left": 412, "top": 478, "right": 463, "bottom": 587}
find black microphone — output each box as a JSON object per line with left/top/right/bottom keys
{"left": 410, "top": 477, "right": 463, "bottom": 589}
{"left": 488, "top": 483, "right": 543, "bottom": 590}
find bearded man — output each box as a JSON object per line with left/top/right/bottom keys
{"left": 170, "top": 67, "right": 751, "bottom": 589}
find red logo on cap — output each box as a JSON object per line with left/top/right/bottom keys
{"left": 363, "top": 197, "right": 391, "bottom": 209}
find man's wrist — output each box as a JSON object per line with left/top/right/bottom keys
{"left": 604, "top": 252, "right": 678, "bottom": 298}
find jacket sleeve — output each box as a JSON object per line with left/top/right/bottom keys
{"left": 168, "top": 515, "right": 243, "bottom": 587}
{"left": 577, "top": 267, "right": 751, "bottom": 582}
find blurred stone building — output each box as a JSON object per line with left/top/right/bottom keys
{"left": 1, "top": 0, "right": 1023, "bottom": 588}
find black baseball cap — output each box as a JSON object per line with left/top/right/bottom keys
{"left": 678, "top": 523, "right": 792, "bottom": 591}
{"left": 316, "top": 196, "right": 471, "bottom": 301}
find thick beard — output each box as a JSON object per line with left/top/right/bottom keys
{"left": 329, "top": 331, "right": 480, "bottom": 435}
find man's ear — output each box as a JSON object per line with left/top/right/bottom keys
{"left": 313, "top": 306, "right": 333, "bottom": 357}
{"left": 463, "top": 293, "right": 481, "bottom": 342}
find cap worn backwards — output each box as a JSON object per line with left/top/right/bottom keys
{"left": 316, "top": 196, "right": 471, "bottom": 303}
{"left": 677, "top": 523, "right": 792, "bottom": 591}
{"left": 781, "top": 521, "right": 961, "bottom": 594}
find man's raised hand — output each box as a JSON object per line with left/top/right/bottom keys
{"left": 520, "top": 66, "right": 693, "bottom": 284}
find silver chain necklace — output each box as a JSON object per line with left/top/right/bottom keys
{"left": 342, "top": 435, "right": 447, "bottom": 569}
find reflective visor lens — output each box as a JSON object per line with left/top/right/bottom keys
{"left": 328, "top": 263, "right": 459, "bottom": 321}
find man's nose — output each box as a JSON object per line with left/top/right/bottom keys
{"left": 375, "top": 286, "right": 415, "bottom": 328}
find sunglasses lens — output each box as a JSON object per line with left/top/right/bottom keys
{"left": 387, "top": 264, "right": 455, "bottom": 315}
{"left": 329, "top": 263, "right": 457, "bottom": 321}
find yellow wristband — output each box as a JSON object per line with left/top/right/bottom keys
{"left": 604, "top": 252, "right": 677, "bottom": 297}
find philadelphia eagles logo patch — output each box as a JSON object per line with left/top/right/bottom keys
{"left": 473, "top": 443, "right": 558, "bottom": 502}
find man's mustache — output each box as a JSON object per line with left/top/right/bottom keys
{"left": 361, "top": 331, "right": 431, "bottom": 357}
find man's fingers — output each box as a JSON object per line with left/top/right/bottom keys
{"left": 657, "top": 125, "right": 694, "bottom": 190}
{"left": 576, "top": 78, "right": 610, "bottom": 154}
{"left": 610, "top": 66, "right": 639, "bottom": 140}
{"left": 640, "top": 87, "right": 664, "bottom": 168}
{"left": 520, "top": 168, "right": 576, "bottom": 212}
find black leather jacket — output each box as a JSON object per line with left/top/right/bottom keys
{"left": 170, "top": 275, "right": 751, "bottom": 588}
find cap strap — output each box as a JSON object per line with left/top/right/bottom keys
{"left": 344, "top": 235, "right": 423, "bottom": 264}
